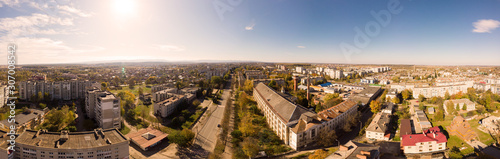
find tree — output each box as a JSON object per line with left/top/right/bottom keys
{"left": 402, "top": 89, "right": 411, "bottom": 100}
{"left": 308, "top": 149, "right": 329, "bottom": 159}
{"left": 241, "top": 137, "right": 259, "bottom": 158}
{"left": 434, "top": 110, "right": 444, "bottom": 121}
{"left": 392, "top": 97, "right": 400, "bottom": 104}
{"left": 128, "top": 78, "right": 136, "bottom": 89}
{"left": 370, "top": 100, "right": 381, "bottom": 113}
{"left": 192, "top": 99, "right": 201, "bottom": 107}
{"left": 316, "top": 128, "right": 337, "bottom": 147}
{"left": 445, "top": 91, "right": 451, "bottom": 100}
{"left": 211, "top": 76, "right": 223, "bottom": 88}
{"left": 418, "top": 94, "right": 425, "bottom": 102}
{"left": 39, "top": 103, "right": 47, "bottom": 109}
{"left": 462, "top": 103, "right": 467, "bottom": 111}
{"left": 168, "top": 129, "right": 195, "bottom": 147}
{"left": 324, "top": 93, "right": 340, "bottom": 102}
{"left": 456, "top": 104, "right": 460, "bottom": 111}
{"left": 268, "top": 80, "right": 277, "bottom": 90}
{"left": 446, "top": 101, "right": 455, "bottom": 115}
{"left": 101, "top": 82, "right": 108, "bottom": 89}
{"left": 37, "top": 91, "right": 43, "bottom": 103}
{"left": 138, "top": 87, "right": 144, "bottom": 96}
{"left": 240, "top": 114, "right": 257, "bottom": 136}
{"left": 419, "top": 103, "right": 425, "bottom": 111}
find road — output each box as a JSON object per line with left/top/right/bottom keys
{"left": 193, "top": 89, "right": 230, "bottom": 152}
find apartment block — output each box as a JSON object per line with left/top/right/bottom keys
{"left": 19, "top": 80, "right": 100, "bottom": 101}
{"left": 15, "top": 129, "right": 129, "bottom": 159}
{"left": 154, "top": 94, "right": 185, "bottom": 118}
{"left": 85, "top": 87, "right": 100, "bottom": 119}
{"left": 95, "top": 91, "right": 121, "bottom": 129}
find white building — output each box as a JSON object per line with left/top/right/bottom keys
{"left": 95, "top": 91, "right": 121, "bottom": 129}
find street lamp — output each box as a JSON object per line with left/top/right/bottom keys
{"left": 335, "top": 139, "right": 340, "bottom": 146}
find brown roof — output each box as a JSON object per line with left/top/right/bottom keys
{"left": 317, "top": 99, "right": 357, "bottom": 121}
{"left": 400, "top": 119, "right": 412, "bottom": 136}
{"left": 446, "top": 116, "right": 477, "bottom": 141}
{"left": 127, "top": 127, "right": 168, "bottom": 149}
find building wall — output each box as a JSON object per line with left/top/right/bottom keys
{"left": 403, "top": 141, "right": 446, "bottom": 154}
{"left": 15, "top": 140, "right": 129, "bottom": 159}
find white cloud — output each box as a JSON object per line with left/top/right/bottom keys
{"left": 57, "top": 5, "right": 94, "bottom": 17}
{"left": 297, "top": 46, "right": 306, "bottom": 49}
{"left": 0, "top": 0, "right": 22, "bottom": 8}
{"left": 155, "top": 44, "right": 186, "bottom": 52}
{"left": 472, "top": 19, "right": 500, "bottom": 33}
{"left": 0, "top": 37, "right": 105, "bottom": 64}
{"left": 0, "top": 13, "right": 76, "bottom": 38}
{"left": 245, "top": 19, "right": 255, "bottom": 30}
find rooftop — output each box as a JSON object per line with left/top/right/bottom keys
{"left": 127, "top": 127, "right": 168, "bottom": 150}
{"left": 16, "top": 128, "right": 128, "bottom": 149}
{"left": 401, "top": 126, "right": 447, "bottom": 147}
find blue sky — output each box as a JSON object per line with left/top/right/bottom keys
{"left": 1, "top": 0, "right": 499, "bottom": 65}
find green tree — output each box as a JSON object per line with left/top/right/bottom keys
{"left": 39, "top": 103, "right": 47, "bottom": 109}
{"left": 370, "top": 100, "right": 381, "bottom": 113}
{"left": 402, "top": 89, "right": 411, "bottom": 100}
{"left": 445, "top": 91, "right": 451, "bottom": 100}
{"left": 316, "top": 128, "right": 337, "bottom": 147}
{"left": 242, "top": 137, "right": 260, "bottom": 158}
{"left": 392, "top": 97, "right": 400, "bottom": 104}
{"left": 462, "top": 103, "right": 467, "bottom": 111}
{"left": 418, "top": 94, "right": 425, "bottom": 102}
{"left": 268, "top": 80, "right": 277, "bottom": 90}
{"left": 168, "top": 129, "right": 195, "bottom": 147}
{"left": 138, "top": 87, "right": 144, "bottom": 96}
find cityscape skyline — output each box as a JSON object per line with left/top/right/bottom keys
{"left": 1, "top": 0, "right": 499, "bottom": 65}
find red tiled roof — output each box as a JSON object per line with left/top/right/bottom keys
{"left": 401, "top": 126, "right": 447, "bottom": 147}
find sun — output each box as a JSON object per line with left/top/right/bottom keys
{"left": 112, "top": 0, "right": 136, "bottom": 17}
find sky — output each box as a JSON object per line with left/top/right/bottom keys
{"left": 0, "top": 0, "right": 499, "bottom": 65}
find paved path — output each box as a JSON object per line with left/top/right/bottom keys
{"left": 193, "top": 89, "right": 230, "bottom": 153}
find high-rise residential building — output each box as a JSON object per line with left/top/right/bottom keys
{"left": 95, "top": 91, "right": 121, "bottom": 129}
{"left": 85, "top": 87, "right": 100, "bottom": 119}
{"left": 19, "top": 80, "right": 100, "bottom": 101}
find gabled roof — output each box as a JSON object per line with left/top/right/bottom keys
{"left": 317, "top": 99, "right": 357, "bottom": 121}
{"left": 401, "top": 126, "right": 447, "bottom": 146}
{"left": 254, "top": 83, "right": 315, "bottom": 123}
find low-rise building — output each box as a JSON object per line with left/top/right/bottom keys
{"left": 366, "top": 112, "right": 391, "bottom": 141}
{"left": 401, "top": 127, "right": 447, "bottom": 155}
{"left": 127, "top": 127, "right": 168, "bottom": 151}
{"left": 480, "top": 116, "right": 500, "bottom": 134}
{"left": 443, "top": 99, "right": 476, "bottom": 114}
{"left": 0, "top": 109, "right": 46, "bottom": 131}
{"left": 447, "top": 116, "right": 478, "bottom": 142}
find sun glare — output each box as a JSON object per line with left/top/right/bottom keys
{"left": 112, "top": 0, "right": 136, "bottom": 17}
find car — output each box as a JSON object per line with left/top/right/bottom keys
{"left": 217, "top": 124, "right": 221, "bottom": 128}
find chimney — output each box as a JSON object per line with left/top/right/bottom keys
{"left": 360, "top": 151, "right": 370, "bottom": 156}
{"left": 340, "top": 145, "right": 348, "bottom": 151}
{"left": 356, "top": 154, "right": 367, "bottom": 159}
{"left": 293, "top": 76, "right": 298, "bottom": 91}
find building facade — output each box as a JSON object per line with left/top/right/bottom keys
{"left": 19, "top": 80, "right": 100, "bottom": 101}
{"left": 95, "top": 91, "right": 121, "bottom": 129}
{"left": 15, "top": 129, "right": 129, "bottom": 159}
{"left": 401, "top": 127, "right": 447, "bottom": 155}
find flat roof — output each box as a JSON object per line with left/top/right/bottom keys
{"left": 127, "top": 127, "right": 168, "bottom": 150}
{"left": 16, "top": 129, "right": 128, "bottom": 149}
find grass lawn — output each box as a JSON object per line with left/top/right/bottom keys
{"left": 120, "top": 124, "right": 131, "bottom": 135}
{"left": 468, "top": 119, "right": 495, "bottom": 145}
{"left": 431, "top": 115, "right": 454, "bottom": 128}
{"left": 447, "top": 135, "right": 474, "bottom": 155}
